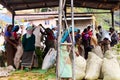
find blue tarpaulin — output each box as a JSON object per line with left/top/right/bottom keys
{"left": 61, "top": 27, "right": 79, "bottom": 43}
{"left": 0, "top": 13, "right": 12, "bottom": 23}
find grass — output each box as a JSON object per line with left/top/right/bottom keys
{"left": 0, "top": 66, "right": 56, "bottom": 80}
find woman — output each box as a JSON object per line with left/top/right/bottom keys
{"left": 82, "top": 28, "right": 91, "bottom": 59}
{"left": 60, "top": 45, "right": 72, "bottom": 80}
{"left": 4, "top": 25, "right": 17, "bottom": 66}
{"left": 39, "top": 24, "right": 55, "bottom": 58}
{"left": 21, "top": 25, "right": 35, "bottom": 70}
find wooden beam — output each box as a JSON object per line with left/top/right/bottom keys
{"left": 7, "top": 0, "right": 57, "bottom": 5}
{"left": 22, "top": 0, "right": 30, "bottom": 8}
{"left": 104, "top": 0, "right": 107, "bottom": 2}
{"left": 15, "top": 11, "right": 111, "bottom": 16}
{"left": 112, "top": 2, "right": 120, "bottom": 11}
{"left": 1, "top": 0, "right": 120, "bottom": 12}
{"left": 13, "top": 1, "right": 59, "bottom": 11}
{"left": 75, "top": 0, "right": 119, "bottom": 4}
{"left": 82, "top": 2, "right": 86, "bottom": 6}
{"left": 98, "top": 3, "right": 103, "bottom": 8}
{"left": 73, "top": 0, "right": 119, "bottom": 10}
{"left": 0, "top": 0, "right": 14, "bottom": 13}
{"left": 14, "top": 6, "right": 58, "bottom": 11}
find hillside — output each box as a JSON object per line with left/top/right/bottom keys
{"left": 77, "top": 8, "right": 120, "bottom": 31}
{"left": 66, "top": 7, "right": 120, "bottom": 31}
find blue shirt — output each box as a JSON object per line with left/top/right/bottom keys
{"left": 5, "top": 31, "right": 12, "bottom": 37}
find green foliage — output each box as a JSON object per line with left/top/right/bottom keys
{"left": 73, "top": 8, "right": 119, "bottom": 30}
{"left": 9, "top": 67, "right": 56, "bottom": 80}
{"left": 41, "top": 8, "right": 48, "bottom": 12}
{"left": 35, "top": 47, "right": 44, "bottom": 68}
{"left": 112, "top": 43, "right": 120, "bottom": 54}
{"left": 117, "top": 44, "right": 120, "bottom": 48}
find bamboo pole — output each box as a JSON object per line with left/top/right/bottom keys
{"left": 57, "top": 0, "right": 63, "bottom": 79}
{"left": 71, "top": 0, "right": 75, "bottom": 80}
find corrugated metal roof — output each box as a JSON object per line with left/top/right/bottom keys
{"left": 0, "top": 0, "right": 120, "bottom": 14}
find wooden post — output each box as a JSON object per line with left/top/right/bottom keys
{"left": 12, "top": 12, "right": 15, "bottom": 26}
{"left": 111, "top": 11, "right": 114, "bottom": 28}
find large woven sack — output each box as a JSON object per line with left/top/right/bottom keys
{"left": 92, "top": 45, "right": 103, "bottom": 58}
{"left": 116, "top": 55, "right": 120, "bottom": 65}
{"left": 42, "top": 48, "right": 56, "bottom": 69}
{"left": 14, "top": 45, "right": 23, "bottom": 69}
{"left": 104, "top": 50, "right": 117, "bottom": 59}
{"left": 85, "top": 52, "right": 103, "bottom": 80}
{"left": 75, "top": 55, "right": 86, "bottom": 80}
{"left": 102, "top": 58, "right": 120, "bottom": 80}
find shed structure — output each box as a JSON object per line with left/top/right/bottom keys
{"left": 0, "top": 0, "right": 120, "bottom": 80}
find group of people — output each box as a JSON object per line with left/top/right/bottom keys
{"left": 97, "top": 25, "right": 119, "bottom": 53}
{"left": 80, "top": 25, "right": 119, "bottom": 59}
{"left": 59, "top": 25, "right": 119, "bottom": 61}
{"left": 60, "top": 25, "right": 119, "bottom": 80}
{"left": 0, "top": 22, "right": 119, "bottom": 80}
{"left": 3, "top": 24, "right": 35, "bottom": 69}
{"left": 0, "top": 23, "right": 56, "bottom": 70}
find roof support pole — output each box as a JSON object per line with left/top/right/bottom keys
{"left": 64, "top": 4, "right": 67, "bottom": 29}
{"left": 12, "top": 13, "right": 15, "bottom": 26}
{"left": 57, "top": 0, "right": 63, "bottom": 79}
{"left": 71, "top": 0, "right": 75, "bottom": 80}
{"left": 111, "top": 11, "right": 114, "bottom": 28}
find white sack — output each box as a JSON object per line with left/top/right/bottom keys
{"left": 102, "top": 58, "right": 120, "bottom": 80}
{"left": 116, "top": 55, "right": 120, "bottom": 65}
{"left": 75, "top": 55, "right": 86, "bottom": 80}
{"left": 0, "top": 65, "right": 15, "bottom": 77}
{"left": 0, "top": 35, "right": 5, "bottom": 46}
{"left": 42, "top": 48, "right": 56, "bottom": 70}
{"left": 14, "top": 45, "right": 23, "bottom": 69}
{"left": 33, "top": 26, "right": 42, "bottom": 48}
{"left": 85, "top": 52, "right": 103, "bottom": 80}
{"left": 104, "top": 50, "right": 117, "bottom": 59}
{"left": 92, "top": 45, "right": 103, "bottom": 58}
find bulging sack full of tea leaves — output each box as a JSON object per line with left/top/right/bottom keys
{"left": 75, "top": 55, "right": 86, "bottom": 80}
{"left": 0, "top": 65, "right": 15, "bottom": 77}
{"left": 85, "top": 52, "right": 103, "bottom": 80}
{"left": 102, "top": 58, "right": 120, "bottom": 80}
{"left": 92, "top": 45, "right": 103, "bottom": 58}
{"left": 14, "top": 45, "right": 23, "bottom": 69}
{"left": 104, "top": 50, "right": 117, "bottom": 59}
{"left": 42, "top": 48, "right": 56, "bottom": 70}
{"left": 116, "top": 55, "right": 120, "bottom": 65}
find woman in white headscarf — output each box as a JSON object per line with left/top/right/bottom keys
{"left": 21, "top": 25, "right": 35, "bottom": 70}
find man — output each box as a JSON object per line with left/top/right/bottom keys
{"left": 109, "top": 27, "right": 118, "bottom": 47}
{"left": 97, "top": 25, "right": 111, "bottom": 53}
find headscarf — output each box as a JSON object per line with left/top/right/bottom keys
{"left": 26, "top": 25, "right": 34, "bottom": 38}
{"left": 12, "top": 25, "right": 19, "bottom": 32}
